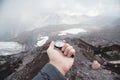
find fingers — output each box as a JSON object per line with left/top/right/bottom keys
{"left": 65, "top": 47, "right": 75, "bottom": 57}
{"left": 48, "top": 41, "right": 75, "bottom": 58}
{"left": 62, "top": 43, "right": 75, "bottom": 57}
{"left": 62, "top": 43, "right": 69, "bottom": 51}
{"left": 69, "top": 49, "right": 75, "bottom": 57}
{"left": 64, "top": 46, "right": 73, "bottom": 56}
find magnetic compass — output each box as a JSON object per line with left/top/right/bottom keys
{"left": 54, "top": 40, "right": 64, "bottom": 49}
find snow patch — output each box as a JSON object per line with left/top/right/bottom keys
{"left": 0, "top": 42, "right": 24, "bottom": 56}
{"left": 36, "top": 36, "right": 49, "bottom": 47}
{"left": 58, "top": 28, "right": 87, "bottom": 36}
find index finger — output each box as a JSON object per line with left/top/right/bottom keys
{"left": 62, "top": 43, "right": 70, "bottom": 51}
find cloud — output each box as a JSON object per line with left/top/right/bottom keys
{"left": 0, "top": 0, "right": 120, "bottom": 40}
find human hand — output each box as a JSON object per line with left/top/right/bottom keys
{"left": 47, "top": 41, "right": 75, "bottom": 75}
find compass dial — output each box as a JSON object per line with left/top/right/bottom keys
{"left": 55, "top": 40, "right": 64, "bottom": 48}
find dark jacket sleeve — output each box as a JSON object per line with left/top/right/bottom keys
{"left": 32, "top": 63, "right": 66, "bottom": 80}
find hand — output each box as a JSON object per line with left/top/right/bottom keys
{"left": 47, "top": 41, "right": 75, "bottom": 75}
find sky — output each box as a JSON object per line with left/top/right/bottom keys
{"left": 0, "top": 0, "right": 120, "bottom": 40}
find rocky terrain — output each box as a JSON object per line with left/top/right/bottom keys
{"left": 0, "top": 25, "right": 120, "bottom": 80}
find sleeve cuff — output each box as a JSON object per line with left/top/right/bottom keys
{"left": 41, "top": 63, "right": 66, "bottom": 80}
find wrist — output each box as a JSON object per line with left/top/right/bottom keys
{"left": 49, "top": 61, "right": 66, "bottom": 75}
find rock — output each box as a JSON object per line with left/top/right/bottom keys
{"left": 0, "top": 38, "right": 120, "bottom": 80}
{"left": 92, "top": 60, "right": 101, "bottom": 70}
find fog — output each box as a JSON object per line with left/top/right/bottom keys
{"left": 0, "top": 0, "right": 120, "bottom": 40}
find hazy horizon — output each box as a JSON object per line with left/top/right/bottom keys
{"left": 0, "top": 0, "right": 120, "bottom": 40}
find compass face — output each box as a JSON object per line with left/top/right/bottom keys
{"left": 55, "top": 40, "right": 64, "bottom": 48}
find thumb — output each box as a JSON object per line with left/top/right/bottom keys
{"left": 49, "top": 41, "right": 55, "bottom": 49}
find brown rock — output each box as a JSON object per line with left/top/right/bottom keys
{"left": 92, "top": 60, "right": 101, "bottom": 70}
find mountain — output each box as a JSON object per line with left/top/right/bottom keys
{"left": 0, "top": 13, "right": 120, "bottom": 41}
